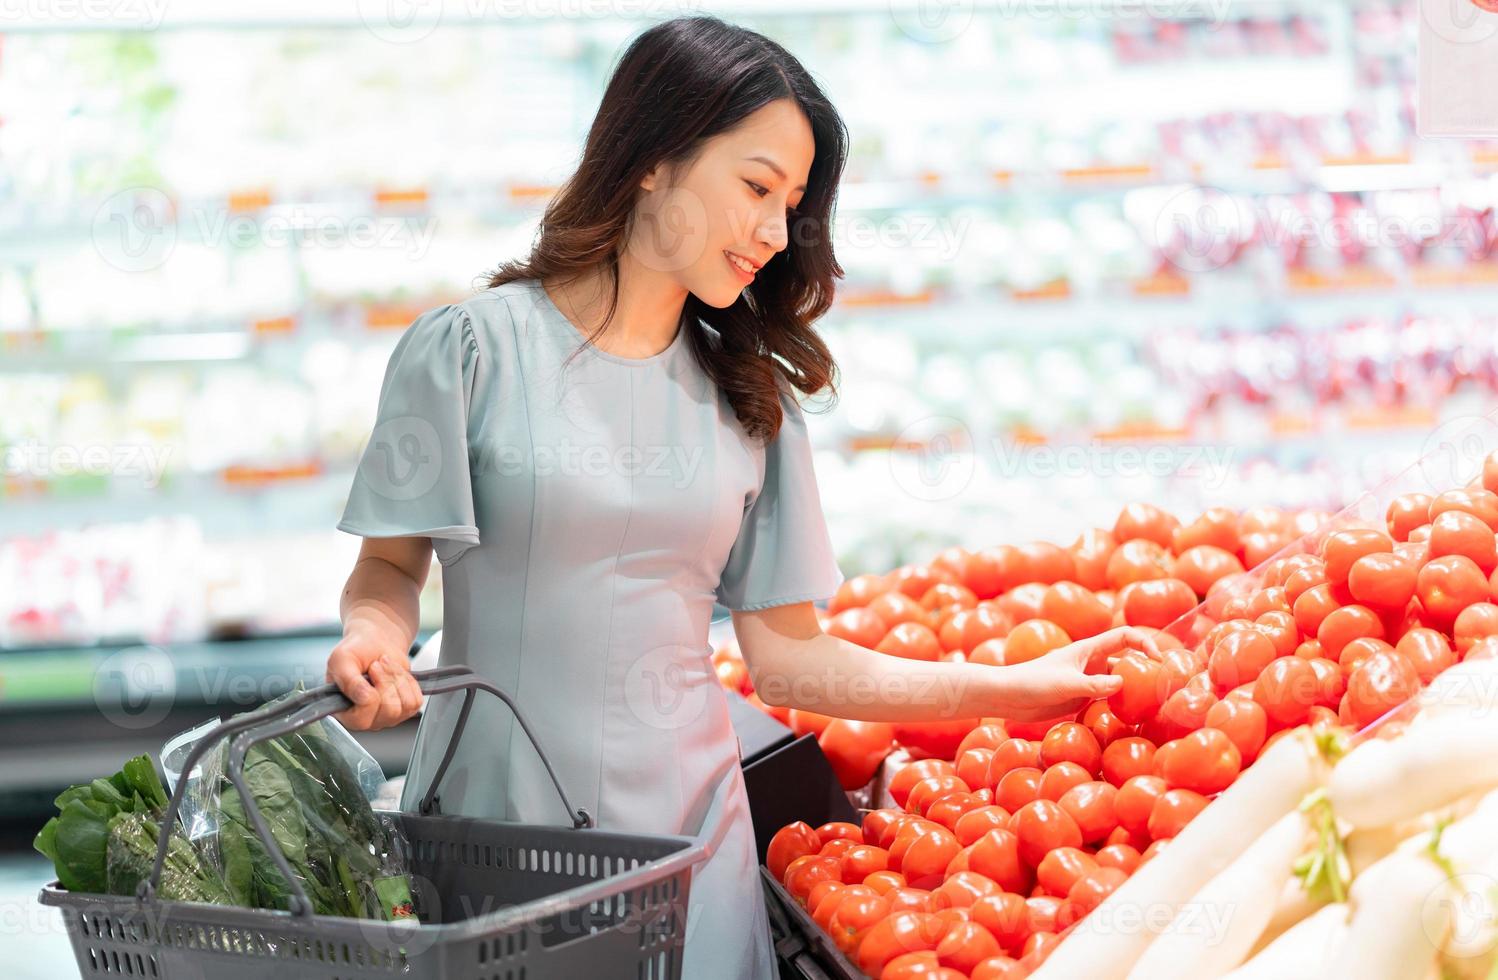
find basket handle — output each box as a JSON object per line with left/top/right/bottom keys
{"left": 137, "top": 665, "right": 593, "bottom": 917}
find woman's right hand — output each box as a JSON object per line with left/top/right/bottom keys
{"left": 325, "top": 627, "right": 425, "bottom": 731}
{"left": 993, "top": 626, "right": 1161, "bottom": 721}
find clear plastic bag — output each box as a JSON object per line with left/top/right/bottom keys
{"left": 159, "top": 683, "right": 417, "bottom": 921}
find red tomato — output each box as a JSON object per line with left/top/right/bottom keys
{"left": 1017, "top": 541, "right": 1077, "bottom": 586}
{"left": 1079, "top": 700, "right": 1128, "bottom": 748}
{"left": 1115, "top": 503, "right": 1182, "bottom": 549}
{"left": 871, "top": 590, "right": 928, "bottom": 631}
{"left": 967, "top": 829, "right": 1033, "bottom": 893}
{"left": 1454, "top": 603, "right": 1498, "bottom": 654}
{"left": 878, "top": 621, "right": 944, "bottom": 662}
{"left": 970, "top": 891, "right": 1031, "bottom": 956}
{"left": 862, "top": 807, "right": 908, "bottom": 847}
{"left": 1322, "top": 529, "right": 1395, "bottom": 584}
{"left": 1293, "top": 583, "right": 1345, "bottom": 637}
{"left": 826, "top": 607, "right": 889, "bottom": 648}
{"left": 1207, "top": 628, "right": 1277, "bottom": 690}
{"left": 1041, "top": 582, "right": 1112, "bottom": 640}
{"left": 1115, "top": 775, "right": 1168, "bottom": 837}
{"left": 1071, "top": 528, "right": 1118, "bottom": 592}
{"left": 785, "top": 854, "right": 843, "bottom": 904}
{"left": 1119, "top": 578, "right": 1198, "bottom": 629}
{"left": 985, "top": 738, "right": 1041, "bottom": 789}
{"left": 820, "top": 720, "right": 895, "bottom": 791}
{"left": 1154, "top": 680, "right": 1218, "bottom": 741}
{"left": 1173, "top": 508, "right": 1241, "bottom": 556}
{"left": 1036, "top": 845, "right": 1098, "bottom": 897}
{"left": 1338, "top": 636, "right": 1394, "bottom": 681}
{"left": 1429, "top": 510, "right": 1498, "bottom": 573}
{"left": 856, "top": 911, "right": 949, "bottom": 977}
{"left": 1067, "top": 866, "right": 1127, "bottom": 919}
{"left": 901, "top": 829, "right": 963, "bottom": 890}
{"left": 1253, "top": 657, "right": 1318, "bottom": 727}
{"left": 1317, "top": 604, "right": 1384, "bottom": 661}
{"left": 840, "top": 844, "right": 891, "bottom": 884}
{"left": 908, "top": 775, "right": 971, "bottom": 816}
{"left": 828, "top": 573, "right": 887, "bottom": 615}
{"left": 996, "top": 583, "right": 1048, "bottom": 625}
{"left": 1059, "top": 781, "right": 1119, "bottom": 843}
{"left": 1254, "top": 610, "right": 1299, "bottom": 658}
{"left": 1109, "top": 651, "right": 1168, "bottom": 724}
{"left": 1101, "top": 736, "right": 1157, "bottom": 787}
{"left": 1429, "top": 488, "right": 1498, "bottom": 531}
{"left": 1396, "top": 628, "right": 1456, "bottom": 684}
{"left": 1004, "top": 619, "right": 1072, "bottom": 665}
{"left": 966, "top": 547, "right": 1016, "bottom": 599}
{"left": 1172, "top": 545, "right": 1246, "bottom": 597}
{"left": 934, "top": 920, "right": 1004, "bottom": 975}
{"left": 1010, "top": 800, "right": 1083, "bottom": 867}
{"left": 1106, "top": 539, "right": 1173, "bottom": 590}
{"left": 925, "top": 792, "right": 987, "bottom": 833}
{"left": 1346, "top": 552, "right": 1418, "bottom": 610}
{"left": 895, "top": 719, "right": 986, "bottom": 762}
{"left": 957, "top": 748, "right": 997, "bottom": 791}
{"left": 954, "top": 806, "right": 1012, "bottom": 847}
{"left": 768, "top": 821, "right": 824, "bottom": 882}
{"left": 1417, "top": 555, "right": 1490, "bottom": 630}
{"left": 1306, "top": 657, "right": 1346, "bottom": 708}
{"left": 1283, "top": 563, "right": 1330, "bottom": 606}
{"left": 888, "top": 760, "right": 955, "bottom": 810}
{"left": 890, "top": 564, "right": 958, "bottom": 601}
{"left": 1388, "top": 493, "right": 1434, "bottom": 542}
{"left": 1039, "top": 722, "right": 1103, "bottom": 774}
{"left": 994, "top": 767, "right": 1043, "bottom": 812}
{"left": 1157, "top": 728, "right": 1241, "bottom": 795}
{"left": 1037, "top": 761, "right": 1092, "bottom": 803}
{"left": 1147, "top": 788, "right": 1210, "bottom": 839}
{"left": 1095, "top": 843, "right": 1141, "bottom": 874}
{"left": 1344, "top": 650, "right": 1422, "bottom": 729}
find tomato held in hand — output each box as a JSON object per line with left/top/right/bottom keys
{"left": 1004, "top": 619, "right": 1072, "bottom": 665}
{"left": 1109, "top": 651, "right": 1168, "bottom": 724}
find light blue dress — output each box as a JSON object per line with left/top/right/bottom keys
{"left": 337, "top": 278, "right": 845, "bottom": 979}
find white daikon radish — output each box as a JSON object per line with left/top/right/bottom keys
{"left": 1030, "top": 728, "right": 1331, "bottom": 980}
{"left": 1324, "top": 851, "right": 1452, "bottom": 980}
{"left": 1243, "top": 876, "right": 1322, "bottom": 959}
{"left": 1126, "top": 811, "right": 1311, "bottom": 980}
{"left": 1328, "top": 713, "right": 1498, "bottom": 828}
{"left": 1428, "top": 790, "right": 1498, "bottom": 971}
{"left": 1413, "top": 658, "right": 1498, "bottom": 723}
{"left": 1220, "top": 903, "right": 1349, "bottom": 980}
{"left": 1344, "top": 808, "right": 1452, "bottom": 878}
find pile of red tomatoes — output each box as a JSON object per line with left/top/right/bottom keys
{"left": 757, "top": 461, "right": 1498, "bottom": 979}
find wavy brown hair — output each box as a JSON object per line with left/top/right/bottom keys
{"left": 481, "top": 15, "right": 847, "bottom": 442}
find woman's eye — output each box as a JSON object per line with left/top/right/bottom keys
{"left": 745, "top": 180, "right": 768, "bottom": 197}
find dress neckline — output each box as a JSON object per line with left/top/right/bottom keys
{"left": 528, "top": 279, "right": 687, "bottom": 367}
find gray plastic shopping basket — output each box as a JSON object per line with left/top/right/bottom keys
{"left": 39, "top": 665, "right": 727, "bottom": 980}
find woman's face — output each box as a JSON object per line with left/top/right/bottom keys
{"left": 631, "top": 98, "right": 815, "bottom": 308}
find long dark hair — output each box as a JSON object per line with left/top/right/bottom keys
{"left": 481, "top": 15, "right": 847, "bottom": 442}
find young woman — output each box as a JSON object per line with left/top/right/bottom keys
{"left": 328, "top": 15, "right": 1146, "bottom": 978}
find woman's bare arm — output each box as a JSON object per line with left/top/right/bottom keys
{"left": 327, "top": 536, "right": 433, "bottom": 730}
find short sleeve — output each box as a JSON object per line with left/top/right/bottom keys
{"left": 715, "top": 388, "right": 845, "bottom": 611}
{"left": 337, "top": 303, "right": 482, "bottom": 565}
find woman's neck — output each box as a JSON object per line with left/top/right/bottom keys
{"left": 544, "top": 260, "right": 688, "bottom": 359}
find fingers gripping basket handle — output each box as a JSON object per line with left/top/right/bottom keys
{"left": 138, "top": 666, "right": 593, "bottom": 917}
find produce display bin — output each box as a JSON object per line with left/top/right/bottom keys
{"left": 38, "top": 665, "right": 728, "bottom": 980}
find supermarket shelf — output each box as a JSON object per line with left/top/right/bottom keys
{"left": 1, "top": 0, "right": 1382, "bottom": 32}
